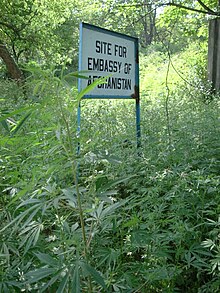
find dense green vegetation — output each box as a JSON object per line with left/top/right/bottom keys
{"left": 1, "top": 0, "right": 220, "bottom": 292}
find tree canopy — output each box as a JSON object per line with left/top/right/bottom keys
{"left": 0, "top": 0, "right": 219, "bottom": 80}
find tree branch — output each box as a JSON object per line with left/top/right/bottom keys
{"left": 119, "top": 1, "right": 219, "bottom": 16}
{"left": 162, "top": 2, "right": 219, "bottom": 16}
{"left": 0, "top": 21, "right": 21, "bottom": 36}
{"left": 0, "top": 43, "right": 24, "bottom": 82}
{"left": 197, "top": 0, "right": 216, "bottom": 14}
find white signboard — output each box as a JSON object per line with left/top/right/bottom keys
{"left": 78, "top": 23, "right": 139, "bottom": 99}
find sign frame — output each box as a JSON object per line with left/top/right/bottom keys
{"left": 78, "top": 22, "right": 139, "bottom": 100}
{"left": 77, "top": 22, "right": 141, "bottom": 150}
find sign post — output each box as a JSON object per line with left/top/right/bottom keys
{"left": 78, "top": 22, "right": 140, "bottom": 149}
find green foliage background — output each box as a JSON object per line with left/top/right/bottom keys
{"left": 0, "top": 0, "right": 220, "bottom": 292}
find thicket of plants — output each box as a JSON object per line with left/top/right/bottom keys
{"left": 1, "top": 41, "right": 220, "bottom": 292}
{"left": 1, "top": 1, "right": 220, "bottom": 292}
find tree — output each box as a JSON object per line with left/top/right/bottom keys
{"left": 0, "top": 0, "right": 78, "bottom": 80}
{"left": 0, "top": 43, "right": 24, "bottom": 81}
{"left": 86, "top": 0, "right": 160, "bottom": 47}
{"left": 1, "top": 0, "right": 219, "bottom": 82}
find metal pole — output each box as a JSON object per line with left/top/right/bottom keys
{"left": 134, "top": 36, "right": 141, "bottom": 150}
{"left": 77, "top": 102, "right": 81, "bottom": 155}
{"left": 136, "top": 96, "right": 141, "bottom": 149}
{"left": 76, "top": 103, "right": 81, "bottom": 183}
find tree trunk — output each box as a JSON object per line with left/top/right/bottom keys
{"left": 208, "top": 18, "right": 220, "bottom": 91}
{"left": 0, "top": 43, "right": 24, "bottom": 82}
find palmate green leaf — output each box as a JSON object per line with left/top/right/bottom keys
{"left": 64, "top": 70, "right": 90, "bottom": 80}
{"left": 33, "top": 80, "right": 43, "bottom": 96}
{"left": 25, "top": 267, "right": 56, "bottom": 284}
{"left": 80, "top": 261, "right": 107, "bottom": 291}
{"left": 3, "top": 280, "right": 22, "bottom": 290}
{"left": 33, "top": 224, "right": 42, "bottom": 245}
{"left": 17, "top": 198, "right": 42, "bottom": 208}
{"left": 10, "top": 111, "right": 32, "bottom": 135}
{"left": 130, "top": 230, "right": 151, "bottom": 248}
{"left": 39, "top": 272, "right": 61, "bottom": 293}
{"left": 98, "top": 190, "right": 118, "bottom": 203}
{"left": 0, "top": 283, "right": 10, "bottom": 293}
{"left": 88, "top": 199, "right": 128, "bottom": 223}
{"left": 57, "top": 271, "right": 69, "bottom": 293}
{"left": 97, "top": 175, "right": 137, "bottom": 194}
{"left": 1, "top": 109, "right": 32, "bottom": 136}
{"left": 95, "top": 175, "right": 108, "bottom": 192}
{"left": 202, "top": 239, "right": 215, "bottom": 250}
{"left": 18, "top": 221, "right": 43, "bottom": 253}
{"left": 1, "top": 119, "right": 10, "bottom": 133}
{"left": 19, "top": 205, "right": 42, "bottom": 231}
{"left": 19, "top": 228, "right": 34, "bottom": 249}
{"left": 71, "top": 261, "right": 80, "bottom": 293}
{"left": 96, "top": 247, "right": 120, "bottom": 268}
{"left": 0, "top": 203, "right": 41, "bottom": 233}
{"left": 23, "top": 226, "right": 41, "bottom": 254}
{"left": 7, "top": 187, "right": 33, "bottom": 207}
{"left": 34, "top": 252, "right": 58, "bottom": 267}
{"left": 0, "top": 106, "right": 35, "bottom": 123}
{"left": 0, "top": 253, "right": 8, "bottom": 258}
{"left": 19, "top": 221, "right": 39, "bottom": 235}
{"left": 101, "top": 199, "right": 128, "bottom": 218}
{"left": 76, "top": 76, "right": 108, "bottom": 102}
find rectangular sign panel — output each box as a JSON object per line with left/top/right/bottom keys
{"left": 78, "top": 22, "right": 139, "bottom": 99}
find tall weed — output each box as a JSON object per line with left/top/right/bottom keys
{"left": 0, "top": 51, "right": 220, "bottom": 292}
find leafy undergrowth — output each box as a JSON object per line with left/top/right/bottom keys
{"left": 0, "top": 71, "right": 220, "bottom": 292}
